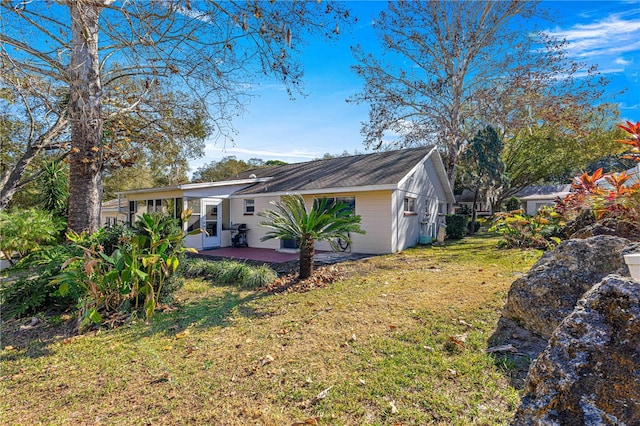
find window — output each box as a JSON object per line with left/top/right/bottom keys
{"left": 187, "top": 199, "right": 201, "bottom": 232}
{"left": 129, "top": 198, "right": 183, "bottom": 224}
{"left": 313, "top": 196, "right": 356, "bottom": 214}
{"left": 244, "top": 199, "right": 255, "bottom": 214}
{"left": 404, "top": 197, "right": 416, "bottom": 213}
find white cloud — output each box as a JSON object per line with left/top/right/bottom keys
{"left": 544, "top": 10, "right": 640, "bottom": 60}
{"left": 616, "top": 57, "right": 633, "bottom": 66}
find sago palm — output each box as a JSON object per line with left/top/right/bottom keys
{"left": 258, "top": 194, "right": 365, "bottom": 279}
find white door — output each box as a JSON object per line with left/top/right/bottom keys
{"left": 202, "top": 199, "right": 222, "bottom": 249}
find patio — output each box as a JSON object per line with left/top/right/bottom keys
{"left": 198, "top": 247, "right": 300, "bottom": 263}
{"left": 197, "top": 247, "right": 376, "bottom": 269}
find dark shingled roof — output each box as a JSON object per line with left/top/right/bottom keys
{"left": 226, "top": 146, "right": 435, "bottom": 195}
{"left": 515, "top": 184, "right": 572, "bottom": 198}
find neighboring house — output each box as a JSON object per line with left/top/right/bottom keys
{"left": 100, "top": 198, "right": 128, "bottom": 226}
{"left": 110, "top": 146, "right": 455, "bottom": 254}
{"left": 515, "top": 184, "right": 572, "bottom": 215}
{"left": 454, "top": 189, "right": 493, "bottom": 216}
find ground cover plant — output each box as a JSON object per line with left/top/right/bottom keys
{"left": 1, "top": 234, "right": 542, "bottom": 425}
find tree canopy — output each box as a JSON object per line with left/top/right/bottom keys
{"left": 349, "top": 0, "right": 609, "bottom": 188}
{"left": 1, "top": 0, "right": 352, "bottom": 232}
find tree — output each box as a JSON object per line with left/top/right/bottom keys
{"left": 458, "top": 126, "right": 506, "bottom": 231}
{"left": 501, "top": 109, "right": 627, "bottom": 202}
{"left": 258, "top": 195, "right": 365, "bottom": 279}
{"left": 349, "top": 0, "right": 606, "bottom": 188}
{"left": 1, "top": 1, "right": 352, "bottom": 233}
{"left": 192, "top": 156, "right": 252, "bottom": 182}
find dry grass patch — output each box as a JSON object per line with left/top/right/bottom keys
{"left": 1, "top": 234, "right": 541, "bottom": 425}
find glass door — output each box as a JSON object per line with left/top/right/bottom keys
{"left": 202, "top": 199, "right": 222, "bottom": 248}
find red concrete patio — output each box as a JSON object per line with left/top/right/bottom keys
{"left": 198, "top": 247, "right": 302, "bottom": 263}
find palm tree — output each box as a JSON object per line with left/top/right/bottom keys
{"left": 258, "top": 194, "right": 365, "bottom": 279}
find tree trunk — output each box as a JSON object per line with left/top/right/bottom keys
{"left": 66, "top": 1, "right": 104, "bottom": 234}
{"left": 470, "top": 187, "right": 479, "bottom": 235}
{"left": 299, "top": 238, "right": 315, "bottom": 279}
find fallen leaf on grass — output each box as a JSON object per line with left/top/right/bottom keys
{"left": 175, "top": 330, "right": 190, "bottom": 339}
{"left": 260, "top": 354, "right": 275, "bottom": 367}
{"left": 389, "top": 400, "right": 399, "bottom": 414}
{"left": 291, "top": 418, "right": 318, "bottom": 426}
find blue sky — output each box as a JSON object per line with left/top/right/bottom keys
{"left": 193, "top": 1, "right": 640, "bottom": 172}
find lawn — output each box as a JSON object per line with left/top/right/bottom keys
{"left": 0, "top": 235, "right": 542, "bottom": 425}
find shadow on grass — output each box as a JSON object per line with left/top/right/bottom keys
{"left": 130, "top": 288, "right": 271, "bottom": 340}
{"left": 487, "top": 316, "right": 548, "bottom": 390}
{"left": 1, "top": 316, "right": 77, "bottom": 361}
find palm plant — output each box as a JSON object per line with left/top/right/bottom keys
{"left": 258, "top": 194, "right": 365, "bottom": 279}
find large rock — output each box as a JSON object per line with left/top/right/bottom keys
{"left": 512, "top": 275, "right": 640, "bottom": 425}
{"left": 503, "top": 235, "right": 631, "bottom": 338}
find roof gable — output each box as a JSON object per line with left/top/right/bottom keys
{"left": 229, "top": 146, "right": 435, "bottom": 195}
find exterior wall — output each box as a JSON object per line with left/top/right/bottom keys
{"left": 523, "top": 198, "right": 555, "bottom": 215}
{"left": 229, "top": 195, "right": 281, "bottom": 250}
{"left": 100, "top": 209, "right": 127, "bottom": 226}
{"left": 393, "top": 155, "right": 449, "bottom": 252}
{"left": 230, "top": 191, "right": 394, "bottom": 254}
{"left": 307, "top": 191, "right": 393, "bottom": 255}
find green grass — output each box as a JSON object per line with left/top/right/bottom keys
{"left": 0, "top": 234, "right": 542, "bottom": 425}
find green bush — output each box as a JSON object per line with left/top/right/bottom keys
{"left": 185, "top": 258, "right": 277, "bottom": 290}
{"left": 504, "top": 196, "right": 521, "bottom": 212}
{"left": 1, "top": 245, "right": 79, "bottom": 318}
{"left": 489, "top": 207, "right": 563, "bottom": 250}
{"left": 445, "top": 214, "right": 469, "bottom": 239}
{"left": 0, "top": 208, "right": 66, "bottom": 265}
{"left": 54, "top": 211, "right": 199, "bottom": 326}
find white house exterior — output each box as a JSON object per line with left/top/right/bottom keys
{"left": 109, "top": 146, "right": 454, "bottom": 255}
{"left": 516, "top": 184, "right": 572, "bottom": 215}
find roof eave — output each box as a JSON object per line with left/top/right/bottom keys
{"left": 231, "top": 184, "right": 398, "bottom": 198}
{"left": 116, "top": 177, "right": 272, "bottom": 196}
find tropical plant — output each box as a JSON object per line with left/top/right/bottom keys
{"left": 258, "top": 195, "right": 365, "bottom": 279}
{"left": 555, "top": 121, "right": 640, "bottom": 236}
{"left": 53, "top": 210, "right": 200, "bottom": 327}
{"left": 0, "top": 208, "right": 66, "bottom": 265}
{"left": 489, "top": 207, "right": 564, "bottom": 250}
{"left": 38, "top": 159, "right": 69, "bottom": 217}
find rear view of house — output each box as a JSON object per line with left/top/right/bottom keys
{"left": 109, "top": 146, "right": 454, "bottom": 255}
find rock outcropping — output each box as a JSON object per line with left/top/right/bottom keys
{"left": 512, "top": 275, "right": 640, "bottom": 425}
{"left": 503, "top": 235, "right": 632, "bottom": 338}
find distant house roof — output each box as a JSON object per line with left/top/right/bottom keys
{"left": 515, "top": 184, "right": 572, "bottom": 201}
{"left": 455, "top": 189, "right": 484, "bottom": 204}
{"left": 102, "top": 198, "right": 127, "bottom": 210}
{"left": 227, "top": 146, "right": 437, "bottom": 195}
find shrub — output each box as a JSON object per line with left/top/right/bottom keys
{"left": 243, "top": 265, "right": 278, "bottom": 290}
{"left": 54, "top": 211, "right": 199, "bottom": 326}
{"left": 504, "top": 197, "right": 521, "bottom": 212}
{"left": 445, "top": 214, "right": 469, "bottom": 239}
{"left": 1, "top": 245, "right": 80, "bottom": 318}
{"left": 489, "top": 208, "right": 563, "bottom": 250}
{"left": 185, "top": 258, "right": 277, "bottom": 289}
{"left": 0, "top": 208, "right": 66, "bottom": 265}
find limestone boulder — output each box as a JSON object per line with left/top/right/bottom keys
{"left": 512, "top": 275, "right": 640, "bottom": 425}
{"left": 503, "top": 235, "right": 631, "bottom": 338}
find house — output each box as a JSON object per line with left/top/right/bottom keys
{"left": 454, "top": 189, "right": 493, "bottom": 216}
{"left": 515, "top": 184, "right": 572, "bottom": 215}
{"left": 100, "top": 198, "right": 128, "bottom": 226}
{"left": 107, "top": 146, "right": 455, "bottom": 254}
